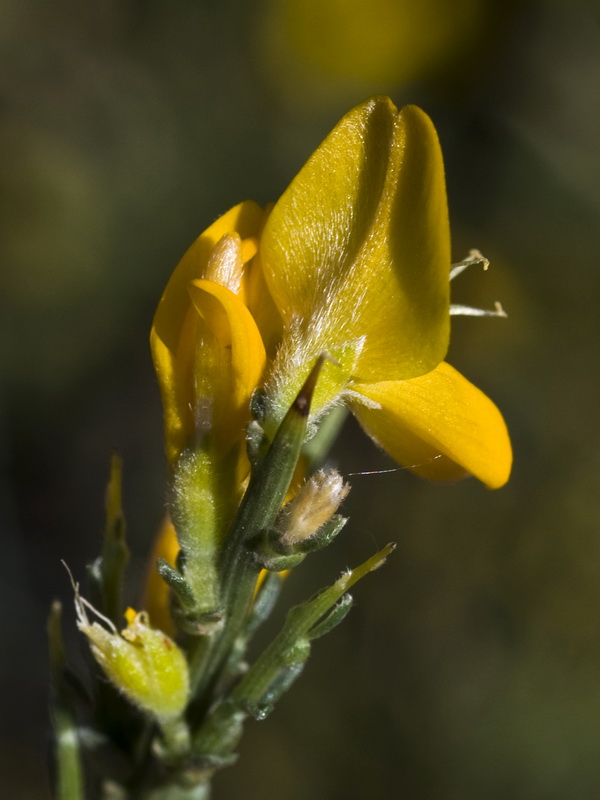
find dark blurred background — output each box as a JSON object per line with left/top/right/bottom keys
{"left": 2, "top": 0, "right": 600, "bottom": 797}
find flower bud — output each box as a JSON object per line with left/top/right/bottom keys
{"left": 278, "top": 469, "right": 349, "bottom": 546}
{"left": 75, "top": 595, "right": 189, "bottom": 722}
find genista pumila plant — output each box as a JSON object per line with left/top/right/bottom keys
{"left": 49, "top": 96, "right": 511, "bottom": 800}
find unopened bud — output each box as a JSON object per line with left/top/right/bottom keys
{"left": 74, "top": 591, "right": 189, "bottom": 722}
{"left": 278, "top": 469, "right": 349, "bottom": 546}
{"left": 205, "top": 232, "right": 258, "bottom": 295}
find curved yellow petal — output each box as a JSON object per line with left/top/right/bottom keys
{"left": 141, "top": 517, "right": 179, "bottom": 637}
{"left": 188, "top": 279, "right": 266, "bottom": 451}
{"left": 156, "top": 284, "right": 266, "bottom": 614}
{"left": 350, "top": 362, "right": 512, "bottom": 489}
{"left": 261, "top": 97, "right": 450, "bottom": 384}
{"left": 168, "top": 201, "right": 265, "bottom": 311}
{"left": 243, "top": 248, "right": 284, "bottom": 359}
{"left": 151, "top": 201, "right": 265, "bottom": 464}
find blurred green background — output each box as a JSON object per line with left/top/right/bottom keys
{"left": 2, "top": 0, "right": 600, "bottom": 797}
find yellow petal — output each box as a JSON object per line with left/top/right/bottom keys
{"left": 151, "top": 201, "right": 265, "bottom": 464}
{"left": 243, "top": 247, "right": 284, "bottom": 358}
{"left": 261, "top": 97, "right": 450, "bottom": 384}
{"left": 164, "top": 281, "right": 266, "bottom": 612}
{"left": 141, "top": 517, "right": 179, "bottom": 637}
{"left": 188, "top": 279, "right": 266, "bottom": 451}
{"left": 350, "top": 362, "right": 512, "bottom": 489}
{"left": 169, "top": 201, "right": 265, "bottom": 304}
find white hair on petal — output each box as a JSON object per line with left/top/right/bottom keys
{"left": 341, "top": 389, "right": 381, "bottom": 410}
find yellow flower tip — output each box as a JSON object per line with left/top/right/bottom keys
{"left": 150, "top": 200, "right": 268, "bottom": 466}
{"left": 124, "top": 606, "right": 137, "bottom": 625}
{"left": 74, "top": 591, "right": 189, "bottom": 722}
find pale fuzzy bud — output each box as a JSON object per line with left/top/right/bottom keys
{"left": 74, "top": 593, "right": 189, "bottom": 722}
{"left": 204, "top": 232, "right": 258, "bottom": 295}
{"left": 279, "top": 469, "right": 350, "bottom": 546}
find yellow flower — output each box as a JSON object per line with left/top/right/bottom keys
{"left": 150, "top": 204, "right": 271, "bottom": 613}
{"left": 259, "top": 96, "right": 511, "bottom": 488}
{"left": 152, "top": 95, "right": 510, "bottom": 506}
{"left": 75, "top": 598, "right": 189, "bottom": 722}
{"left": 150, "top": 202, "right": 267, "bottom": 469}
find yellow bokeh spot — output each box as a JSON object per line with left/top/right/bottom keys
{"left": 259, "top": 0, "right": 488, "bottom": 95}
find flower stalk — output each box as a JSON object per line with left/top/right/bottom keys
{"left": 49, "top": 95, "right": 512, "bottom": 799}
{"left": 48, "top": 601, "right": 84, "bottom": 800}
{"left": 189, "top": 355, "right": 326, "bottom": 706}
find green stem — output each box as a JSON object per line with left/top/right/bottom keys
{"left": 233, "top": 543, "right": 396, "bottom": 708}
{"left": 188, "top": 557, "right": 259, "bottom": 707}
{"left": 189, "top": 359, "right": 325, "bottom": 703}
{"left": 48, "top": 601, "right": 84, "bottom": 800}
{"left": 192, "top": 543, "right": 396, "bottom": 756}
{"left": 88, "top": 453, "right": 130, "bottom": 626}
{"left": 53, "top": 706, "right": 84, "bottom": 800}
{"left": 159, "top": 717, "right": 191, "bottom": 764}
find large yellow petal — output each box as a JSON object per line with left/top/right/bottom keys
{"left": 260, "top": 97, "right": 450, "bottom": 384}
{"left": 150, "top": 201, "right": 265, "bottom": 464}
{"left": 350, "top": 362, "right": 512, "bottom": 489}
